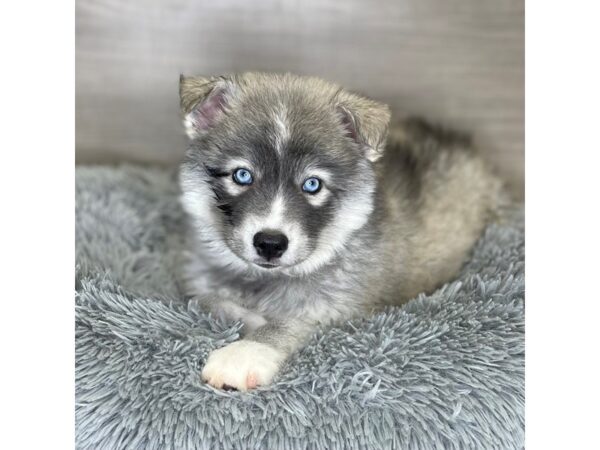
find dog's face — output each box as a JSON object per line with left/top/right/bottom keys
{"left": 179, "top": 73, "right": 390, "bottom": 276}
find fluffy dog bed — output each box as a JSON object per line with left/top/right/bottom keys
{"left": 75, "top": 165, "right": 524, "bottom": 449}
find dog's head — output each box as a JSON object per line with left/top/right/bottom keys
{"left": 179, "top": 73, "right": 390, "bottom": 276}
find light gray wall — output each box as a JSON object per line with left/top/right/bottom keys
{"left": 76, "top": 0, "right": 524, "bottom": 198}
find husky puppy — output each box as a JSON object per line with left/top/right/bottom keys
{"left": 178, "top": 72, "right": 505, "bottom": 391}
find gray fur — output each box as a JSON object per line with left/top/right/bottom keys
{"left": 75, "top": 165, "right": 524, "bottom": 449}
{"left": 178, "top": 73, "right": 507, "bottom": 391}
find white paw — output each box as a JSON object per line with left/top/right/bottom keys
{"left": 201, "top": 341, "right": 285, "bottom": 391}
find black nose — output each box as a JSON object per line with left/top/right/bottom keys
{"left": 253, "top": 231, "right": 288, "bottom": 260}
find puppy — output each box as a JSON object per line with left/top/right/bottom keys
{"left": 178, "top": 72, "right": 505, "bottom": 391}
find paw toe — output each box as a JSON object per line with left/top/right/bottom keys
{"left": 246, "top": 372, "right": 258, "bottom": 389}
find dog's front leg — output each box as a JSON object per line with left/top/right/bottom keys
{"left": 193, "top": 296, "right": 268, "bottom": 335}
{"left": 201, "top": 319, "right": 316, "bottom": 391}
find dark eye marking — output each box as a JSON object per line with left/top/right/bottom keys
{"left": 210, "top": 185, "right": 235, "bottom": 223}
{"left": 216, "top": 203, "right": 233, "bottom": 217}
{"left": 217, "top": 202, "right": 234, "bottom": 225}
{"left": 204, "top": 164, "right": 230, "bottom": 178}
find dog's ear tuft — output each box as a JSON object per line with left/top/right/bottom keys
{"left": 335, "top": 92, "right": 391, "bottom": 162}
{"left": 179, "top": 75, "right": 232, "bottom": 139}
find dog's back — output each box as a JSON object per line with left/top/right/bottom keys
{"left": 375, "top": 118, "right": 506, "bottom": 303}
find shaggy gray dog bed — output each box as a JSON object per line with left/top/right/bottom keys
{"left": 75, "top": 165, "right": 524, "bottom": 449}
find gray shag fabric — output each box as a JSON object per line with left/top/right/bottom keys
{"left": 75, "top": 165, "right": 525, "bottom": 449}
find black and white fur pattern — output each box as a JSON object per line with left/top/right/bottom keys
{"left": 178, "top": 73, "right": 505, "bottom": 391}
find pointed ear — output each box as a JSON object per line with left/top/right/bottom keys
{"left": 179, "top": 75, "right": 232, "bottom": 139}
{"left": 335, "top": 91, "right": 391, "bottom": 162}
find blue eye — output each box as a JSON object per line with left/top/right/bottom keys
{"left": 302, "top": 177, "right": 322, "bottom": 194}
{"left": 232, "top": 168, "right": 253, "bottom": 185}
